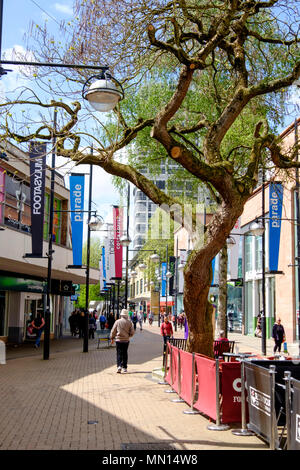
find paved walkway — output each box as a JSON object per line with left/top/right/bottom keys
{"left": 0, "top": 323, "right": 282, "bottom": 451}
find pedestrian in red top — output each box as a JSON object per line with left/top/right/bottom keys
{"left": 161, "top": 315, "right": 174, "bottom": 354}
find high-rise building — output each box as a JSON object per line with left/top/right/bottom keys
{"left": 132, "top": 161, "right": 198, "bottom": 250}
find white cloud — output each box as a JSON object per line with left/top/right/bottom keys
{"left": 53, "top": 3, "right": 73, "bottom": 16}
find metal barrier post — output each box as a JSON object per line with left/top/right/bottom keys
{"left": 165, "top": 346, "right": 176, "bottom": 394}
{"left": 269, "top": 365, "right": 277, "bottom": 450}
{"left": 158, "top": 342, "right": 169, "bottom": 385}
{"left": 183, "top": 353, "right": 200, "bottom": 415}
{"left": 172, "top": 349, "right": 185, "bottom": 402}
{"left": 284, "top": 371, "right": 292, "bottom": 450}
{"left": 207, "top": 358, "right": 230, "bottom": 431}
{"left": 232, "top": 360, "right": 255, "bottom": 436}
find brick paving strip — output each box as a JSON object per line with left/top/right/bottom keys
{"left": 0, "top": 324, "right": 269, "bottom": 451}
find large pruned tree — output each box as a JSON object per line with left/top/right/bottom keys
{"left": 0, "top": 0, "right": 299, "bottom": 356}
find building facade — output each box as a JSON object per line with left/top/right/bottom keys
{"left": 0, "top": 142, "right": 99, "bottom": 344}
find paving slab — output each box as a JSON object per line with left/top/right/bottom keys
{"left": 0, "top": 323, "right": 275, "bottom": 452}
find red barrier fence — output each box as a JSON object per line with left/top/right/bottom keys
{"left": 163, "top": 344, "right": 244, "bottom": 425}
{"left": 194, "top": 355, "right": 217, "bottom": 421}
{"left": 221, "top": 362, "right": 242, "bottom": 423}
{"left": 179, "top": 350, "right": 194, "bottom": 406}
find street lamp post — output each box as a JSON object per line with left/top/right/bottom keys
{"left": 83, "top": 161, "right": 93, "bottom": 353}
{"left": 250, "top": 173, "right": 266, "bottom": 356}
{"left": 0, "top": 5, "right": 124, "bottom": 358}
{"left": 43, "top": 108, "right": 57, "bottom": 360}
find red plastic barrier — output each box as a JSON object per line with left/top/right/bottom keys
{"left": 221, "top": 362, "right": 242, "bottom": 424}
{"left": 179, "top": 350, "right": 194, "bottom": 406}
{"left": 193, "top": 355, "right": 217, "bottom": 420}
{"left": 171, "top": 346, "right": 179, "bottom": 393}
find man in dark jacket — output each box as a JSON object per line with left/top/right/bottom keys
{"left": 272, "top": 318, "right": 285, "bottom": 353}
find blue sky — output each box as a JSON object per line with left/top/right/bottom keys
{"left": 1, "top": 0, "right": 122, "bottom": 229}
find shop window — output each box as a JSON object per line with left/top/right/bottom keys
{"left": 4, "top": 176, "right": 31, "bottom": 232}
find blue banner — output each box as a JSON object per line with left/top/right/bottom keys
{"left": 161, "top": 262, "right": 167, "bottom": 297}
{"left": 269, "top": 182, "right": 283, "bottom": 272}
{"left": 69, "top": 174, "right": 85, "bottom": 266}
{"left": 211, "top": 257, "right": 216, "bottom": 285}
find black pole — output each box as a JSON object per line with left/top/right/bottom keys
{"left": 117, "top": 280, "right": 120, "bottom": 319}
{"left": 262, "top": 169, "right": 266, "bottom": 356}
{"left": 44, "top": 108, "right": 57, "bottom": 360}
{"left": 112, "top": 283, "right": 116, "bottom": 318}
{"left": 83, "top": 160, "right": 93, "bottom": 353}
{"left": 125, "top": 182, "right": 130, "bottom": 308}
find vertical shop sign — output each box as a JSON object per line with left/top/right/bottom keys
{"left": 161, "top": 262, "right": 167, "bottom": 297}
{"left": 29, "top": 142, "right": 47, "bottom": 256}
{"left": 269, "top": 183, "right": 283, "bottom": 271}
{"left": 69, "top": 174, "right": 85, "bottom": 266}
{"left": 113, "top": 206, "right": 123, "bottom": 278}
{"left": 102, "top": 245, "right": 107, "bottom": 289}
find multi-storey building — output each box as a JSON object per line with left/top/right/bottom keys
{"left": 132, "top": 161, "right": 198, "bottom": 250}
{"left": 0, "top": 142, "right": 99, "bottom": 344}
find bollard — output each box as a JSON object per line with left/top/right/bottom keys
{"left": 0, "top": 340, "right": 6, "bottom": 365}
{"left": 232, "top": 360, "right": 255, "bottom": 436}
{"left": 284, "top": 371, "right": 292, "bottom": 450}
{"left": 165, "top": 346, "right": 176, "bottom": 394}
{"left": 269, "top": 365, "right": 277, "bottom": 450}
{"left": 171, "top": 350, "right": 185, "bottom": 403}
{"left": 207, "top": 358, "right": 230, "bottom": 431}
{"left": 183, "top": 353, "right": 200, "bottom": 415}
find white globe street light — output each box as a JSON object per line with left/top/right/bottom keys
{"left": 150, "top": 253, "right": 160, "bottom": 263}
{"left": 82, "top": 69, "right": 124, "bottom": 112}
{"left": 88, "top": 214, "right": 104, "bottom": 231}
{"left": 120, "top": 235, "right": 131, "bottom": 247}
{"left": 250, "top": 220, "right": 264, "bottom": 237}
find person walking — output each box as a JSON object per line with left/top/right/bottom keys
{"left": 160, "top": 314, "right": 174, "bottom": 351}
{"left": 272, "top": 317, "right": 286, "bottom": 353}
{"left": 107, "top": 312, "right": 115, "bottom": 330}
{"left": 99, "top": 313, "right": 107, "bottom": 330}
{"left": 88, "top": 313, "right": 96, "bottom": 339}
{"left": 77, "top": 310, "right": 85, "bottom": 338}
{"left": 110, "top": 309, "right": 135, "bottom": 373}
{"left": 131, "top": 312, "right": 138, "bottom": 330}
{"left": 31, "top": 313, "right": 45, "bottom": 349}
{"left": 138, "top": 312, "right": 143, "bottom": 331}
{"left": 68, "top": 311, "right": 77, "bottom": 337}
{"left": 148, "top": 311, "right": 154, "bottom": 326}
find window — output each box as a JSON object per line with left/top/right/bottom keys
{"left": 4, "top": 175, "right": 31, "bottom": 233}
{"left": 255, "top": 236, "right": 262, "bottom": 271}
{"left": 245, "top": 235, "right": 254, "bottom": 272}
{"left": 156, "top": 180, "right": 165, "bottom": 190}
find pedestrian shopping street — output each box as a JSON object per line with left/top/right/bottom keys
{"left": 0, "top": 324, "right": 271, "bottom": 451}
